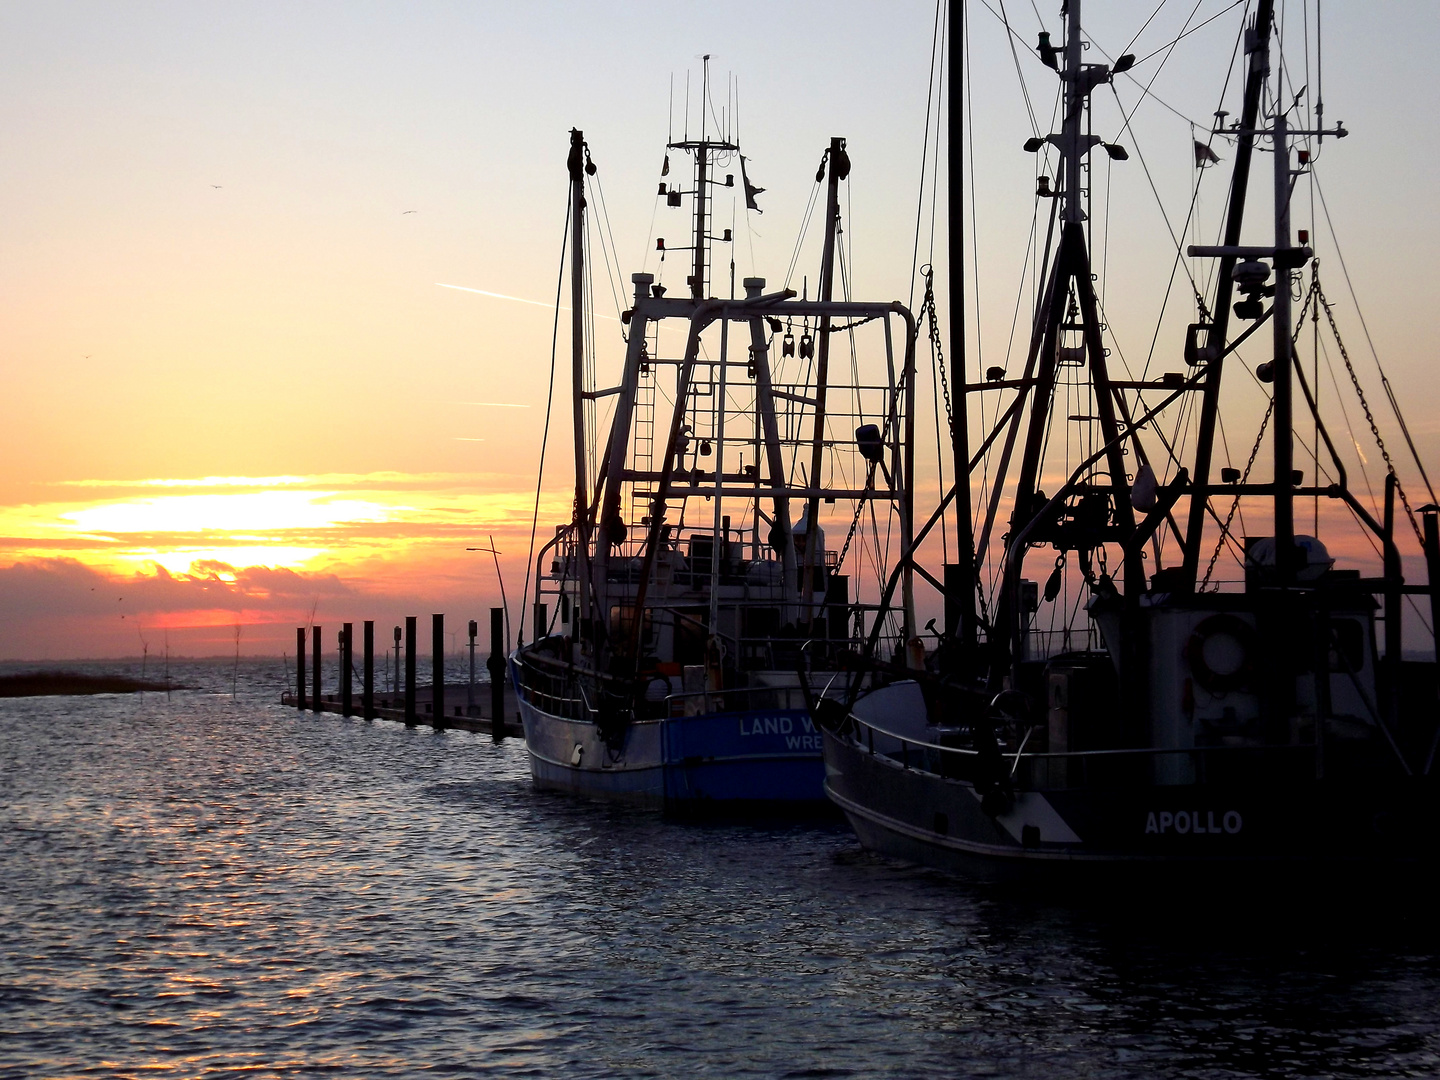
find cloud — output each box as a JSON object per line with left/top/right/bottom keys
{"left": 0, "top": 556, "right": 355, "bottom": 620}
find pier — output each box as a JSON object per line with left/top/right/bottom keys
{"left": 283, "top": 608, "right": 519, "bottom": 737}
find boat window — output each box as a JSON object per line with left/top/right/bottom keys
{"left": 610, "top": 605, "right": 653, "bottom": 645}
{"left": 1328, "top": 619, "right": 1365, "bottom": 672}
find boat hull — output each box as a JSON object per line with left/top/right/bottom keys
{"left": 821, "top": 726, "right": 1440, "bottom": 881}
{"left": 661, "top": 706, "right": 827, "bottom": 811}
{"left": 516, "top": 666, "right": 828, "bottom": 811}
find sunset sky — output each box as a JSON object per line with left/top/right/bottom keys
{"left": 2, "top": 1, "right": 1437, "bottom": 659}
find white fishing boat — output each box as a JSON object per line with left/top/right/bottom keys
{"left": 512, "top": 74, "right": 923, "bottom": 813}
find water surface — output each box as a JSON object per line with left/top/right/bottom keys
{"left": 3, "top": 660, "right": 1438, "bottom": 1077}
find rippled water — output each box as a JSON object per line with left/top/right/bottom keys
{"left": 4, "top": 660, "right": 1440, "bottom": 1078}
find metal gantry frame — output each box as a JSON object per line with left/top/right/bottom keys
{"left": 531, "top": 124, "right": 921, "bottom": 721}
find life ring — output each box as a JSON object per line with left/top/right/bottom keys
{"left": 1185, "top": 614, "right": 1257, "bottom": 695}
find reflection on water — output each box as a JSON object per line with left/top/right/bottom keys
{"left": 3, "top": 660, "right": 1439, "bottom": 1077}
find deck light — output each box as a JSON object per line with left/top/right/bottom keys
{"left": 1037, "top": 32, "right": 1058, "bottom": 69}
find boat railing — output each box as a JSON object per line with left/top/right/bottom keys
{"left": 840, "top": 710, "right": 1320, "bottom": 788}
{"left": 513, "top": 650, "right": 605, "bottom": 722}
{"left": 660, "top": 683, "right": 843, "bottom": 717}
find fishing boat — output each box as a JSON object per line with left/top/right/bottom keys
{"left": 820, "top": 0, "right": 1440, "bottom": 876}
{"left": 511, "top": 73, "right": 921, "bottom": 812}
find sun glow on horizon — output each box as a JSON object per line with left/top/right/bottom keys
{"left": 0, "top": 473, "right": 573, "bottom": 596}
{"left": 63, "top": 491, "right": 397, "bottom": 535}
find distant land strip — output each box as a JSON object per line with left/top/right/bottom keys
{"left": 0, "top": 672, "right": 184, "bottom": 697}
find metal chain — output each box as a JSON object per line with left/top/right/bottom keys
{"left": 920, "top": 268, "right": 956, "bottom": 438}
{"left": 1200, "top": 279, "right": 1324, "bottom": 591}
{"left": 833, "top": 461, "right": 876, "bottom": 571}
{"left": 1200, "top": 397, "right": 1274, "bottom": 591}
{"left": 916, "top": 266, "right": 992, "bottom": 627}
{"left": 1317, "top": 281, "right": 1425, "bottom": 548}
{"left": 834, "top": 360, "right": 911, "bottom": 573}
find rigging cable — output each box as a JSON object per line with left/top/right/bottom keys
{"left": 587, "top": 168, "right": 629, "bottom": 330}
{"left": 520, "top": 195, "right": 572, "bottom": 646}
{"left": 1132, "top": 0, "right": 1250, "bottom": 68}
{"left": 983, "top": 0, "right": 1042, "bottom": 136}
{"left": 1313, "top": 171, "right": 1438, "bottom": 509}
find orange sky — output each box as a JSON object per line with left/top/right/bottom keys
{"left": 3, "top": 2, "right": 1438, "bottom": 659}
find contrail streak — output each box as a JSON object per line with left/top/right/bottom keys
{"left": 436, "top": 283, "right": 619, "bottom": 321}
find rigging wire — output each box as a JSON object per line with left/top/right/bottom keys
{"left": 909, "top": 0, "right": 945, "bottom": 312}
{"left": 1121, "top": 0, "right": 1173, "bottom": 59}
{"left": 587, "top": 169, "right": 629, "bottom": 330}
{"left": 983, "top": 0, "right": 1042, "bottom": 136}
{"left": 520, "top": 195, "right": 573, "bottom": 645}
{"left": 1131, "top": 0, "right": 1250, "bottom": 69}
{"left": 783, "top": 176, "right": 824, "bottom": 291}
{"left": 1312, "top": 170, "right": 1439, "bottom": 509}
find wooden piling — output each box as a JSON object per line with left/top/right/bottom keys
{"left": 468, "top": 618, "right": 478, "bottom": 712}
{"left": 488, "top": 607, "right": 507, "bottom": 738}
{"left": 1384, "top": 474, "right": 1401, "bottom": 722}
{"left": 363, "top": 620, "right": 375, "bottom": 720}
{"left": 404, "top": 616, "right": 417, "bottom": 725}
{"left": 1424, "top": 509, "right": 1440, "bottom": 710}
{"left": 432, "top": 613, "right": 445, "bottom": 729}
{"left": 312, "top": 625, "right": 322, "bottom": 714}
{"left": 341, "top": 623, "right": 353, "bottom": 717}
{"left": 296, "top": 626, "right": 307, "bottom": 710}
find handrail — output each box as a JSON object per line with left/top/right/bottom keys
{"left": 841, "top": 709, "right": 1315, "bottom": 763}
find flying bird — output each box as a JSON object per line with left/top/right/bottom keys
{"left": 211, "top": 185, "right": 223, "bottom": 189}
{"left": 402, "top": 210, "right": 417, "bottom": 214}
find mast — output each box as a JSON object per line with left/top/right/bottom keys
{"left": 948, "top": 0, "right": 977, "bottom": 649}
{"left": 567, "top": 129, "right": 592, "bottom": 632}
{"left": 1271, "top": 105, "right": 1294, "bottom": 582}
{"left": 1179, "top": 0, "right": 1274, "bottom": 591}
{"left": 691, "top": 56, "right": 713, "bottom": 300}
{"left": 990, "top": 0, "right": 1138, "bottom": 688}
{"left": 801, "top": 136, "right": 846, "bottom": 615}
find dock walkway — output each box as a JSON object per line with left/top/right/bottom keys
{"left": 281, "top": 681, "right": 519, "bottom": 737}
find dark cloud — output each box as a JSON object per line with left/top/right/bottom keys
{"left": 0, "top": 557, "right": 355, "bottom": 619}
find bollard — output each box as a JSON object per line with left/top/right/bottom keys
{"left": 296, "top": 627, "right": 307, "bottom": 710}
{"left": 488, "top": 607, "right": 507, "bottom": 739}
{"left": 404, "top": 617, "right": 417, "bottom": 725}
{"left": 468, "top": 619, "right": 478, "bottom": 713}
{"left": 392, "top": 625, "right": 402, "bottom": 694}
{"left": 312, "top": 625, "right": 322, "bottom": 714}
{"left": 363, "top": 621, "right": 375, "bottom": 720}
{"left": 432, "top": 613, "right": 445, "bottom": 729}
{"left": 340, "top": 623, "right": 353, "bottom": 717}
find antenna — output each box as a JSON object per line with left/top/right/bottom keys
{"left": 701, "top": 54, "right": 710, "bottom": 142}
